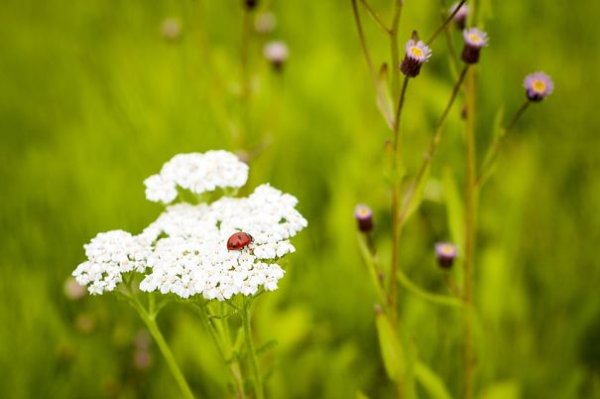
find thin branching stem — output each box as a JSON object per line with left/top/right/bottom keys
{"left": 389, "top": 0, "right": 403, "bottom": 99}
{"left": 477, "top": 100, "right": 531, "bottom": 187}
{"left": 427, "top": 0, "right": 466, "bottom": 45}
{"left": 396, "top": 269, "right": 464, "bottom": 308}
{"left": 359, "top": 0, "right": 390, "bottom": 33}
{"left": 389, "top": 75, "right": 410, "bottom": 319}
{"left": 357, "top": 233, "right": 389, "bottom": 310}
{"left": 399, "top": 66, "right": 469, "bottom": 224}
{"left": 351, "top": 0, "right": 378, "bottom": 87}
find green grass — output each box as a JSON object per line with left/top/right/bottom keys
{"left": 1, "top": 0, "right": 599, "bottom": 398}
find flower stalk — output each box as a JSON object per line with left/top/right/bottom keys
{"left": 242, "top": 298, "right": 265, "bottom": 399}
{"left": 463, "top": 65, "right": 478, "bottom": 399}
{"left": 130, "top": 297, "right": 196, "bottom": 399}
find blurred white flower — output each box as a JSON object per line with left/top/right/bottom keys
{"left": 263, "top": 41, "right": 289, "bottom": 69}
{"left": 255, "top": 12, "right": 277, "bottom": 34}
{"left": 72, "top": 230, "right": 150, "bottom": 295}
{"left": 144, "top": 151, "right": 249, "bottom": 204}
{"left": 161, "top": 17, "right": 182, "bottom": 41}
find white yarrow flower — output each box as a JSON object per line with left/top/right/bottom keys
{"left": 139, "top": 183, "right": 307, "bottom": 300}
{"left": 72, "top": 230, "right": 150, "bottom": 295}
{"left": 73, "top": 150, "right": 307, "bottom": 300}
{"left": 144, "top": 150, "right": 249, "bottom": 204}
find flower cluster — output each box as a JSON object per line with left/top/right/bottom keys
{"left": 74, "top": 150, "right": 307, "bottom": 300}
{"left": 73, "top": 230, "right": 150, "bottom": 295}
{"left": 144, "top": 151, "right": 249, "bottom": 204}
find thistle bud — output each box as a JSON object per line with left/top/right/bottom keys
{"left": 524, "top": 72, "right": 554, "bottom": 102}
{"left": 435, "top": 242, "right": 457, "bottom": 269}
{"left": 450, "top": 2, "right": 468, "bottom": 30}
{"left": 400, "top": 31, "right": 432, "bottom": 78}
{"left": 461, "top": 28, "right": 488, "bottom": 64}
{"left": 244, "top": 0, "right": 258, "bottom": 11}
{"left": 354, "top": 204, "right": 374, "bottom": 233}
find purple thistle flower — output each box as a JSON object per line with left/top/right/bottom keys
{"left": 450, "top": 2, "right": 468, "bottom": 29}
{"left": 524, "top": 72, "right": 554, "bottom": 102}
{"left": 354, "top": 204, "right": 374, "bottom": 233}
{"left": 461, "top": 28, "right": 488, "bottom": 64}
{"left": 435, "top": 242, "right": 457, "bottom": 269}
{"left": 400, "top": 32, "right": 432, "bottom": 78}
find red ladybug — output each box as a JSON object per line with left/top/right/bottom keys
{"left": 227, "top": 232, "right": 254, "bottom": 251}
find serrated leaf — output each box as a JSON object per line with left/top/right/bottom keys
{"left": 376, "top": 63, "right": 395, "bottom": 130}
{"left": 415, "top": 362, "right": 453, "bottom": 399}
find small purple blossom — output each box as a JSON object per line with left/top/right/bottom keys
{"left": 461, "top": 28, "right": 488, "bottom": 64}
{"left": 264, "top": 41, "right": 289, "bottom": 70}
{"left": 524, "top": 72, "right": 554, "bottom": 102}
{"left": 354, "top": 204, "right": 374, "bottom": 233}
{"left": 450, "top": 2, "right": 468, "bottom": 29}
{"left": 400, "top": 33, "right": 432, "bottom": 78}
{"left": 435, "top": 242, "right": 457, "bottom": 269}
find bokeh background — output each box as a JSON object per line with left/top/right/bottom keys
{"left": 1, "top": 0, "right": 599, "bottom": 398}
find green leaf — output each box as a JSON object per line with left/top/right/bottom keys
{"left": 401, "top": 162, "right": 431, "bottom": 223}
{"left": 415, "top": 362, "right": 453, "bottom": 399}
{"left": 482, "top": 381, "right": 520, "bottom": 399}
{"left": 376, "top": 63, "right": 395, "bottom": 131}
{"left": 256, "top": 339, "right": 278, "bottom": 356}
{"left": 442, "top": 166, "right": 464, "bottom": 253}
{"left": 356, "top": 391, "right": 370, "bottom": 399}
{"left": 374, "top": 311, "right": 406, "bottom": 382}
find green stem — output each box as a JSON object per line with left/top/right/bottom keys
{"left": 359, "top": 0, "right": 390, "bottom": 33}
{"left": 427, "top": 0, "right": 466, "bottom": 45}
{"left": 389, "top": 0, "right": 403, "bottom": 99}
{"left": 477, "top": 101, "right": 531, "bottom": 187}
{"left": 193, "top": 304, "right": 246, "bottom": 399}
{"left": 440, "top": 0, "right": 461, "bottom": 76}
{"left": 357, "top": 233, "right": 389, "bottom": 309}
{"left": 242, "top": 299, "right": 264, "bottom": 399}
{"left": 351, "top": 0, "right": 378, "bottom": 87}
{"left": 463, "top": 66, "right": 478, "bottom": 399}
{"left": 135, "top": 305, "right": 195, "bottom": 399}
{"left": 396, "top": 269, "right": 463, "bottom": 308}
{"left": 238, "top": 7, "right": 253, "bottom": 149}
{"left": 389, "top": 75, "right": 410, "bottom": 320}
{"left": 398, "top": 66, "right": 468, "bottom": 224}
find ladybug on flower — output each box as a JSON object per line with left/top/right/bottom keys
{"left": 227, "top": 231, "right": 254, "bottom": 251}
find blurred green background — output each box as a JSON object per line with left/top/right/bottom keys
{"left": 1, "top": 0, "right": 599, "bottom": 398}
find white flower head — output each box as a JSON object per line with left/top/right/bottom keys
{"left": 72, "top": 230, "right": 150, "bottom": 295}
{"left": 144, "top": 150, "right": 249, "bottom": 204}
{"left": 74, "top": 150, "right": 307, "bottom": 301}
{"left": 139, "top": 184, "right": 307, "bottom": 300}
